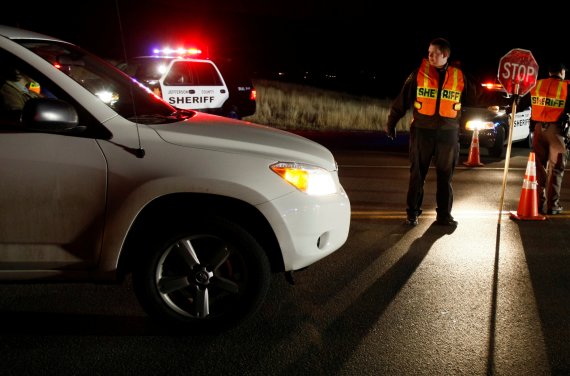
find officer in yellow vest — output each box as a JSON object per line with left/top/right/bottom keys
{"left": 386, "top": 38, "right": 485, "bottom": 226}
{"left": 520, "top": 62, "right": 569, "bottom": 215}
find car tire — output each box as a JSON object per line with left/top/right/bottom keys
{"left": 225, "top": 104, "right": 241, "bottom": 120}
{"left": 526, "top": 130, "right": 534, "bottom": 149}
{"left": 133, "top": 216, "right": 271, "bottom": 334}
{"left": 489, "top": 126, "right": 505, "bottom": 158}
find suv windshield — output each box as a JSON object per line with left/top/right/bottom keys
{"left": 17, "top": 40, "right": 184, "bottom": 124}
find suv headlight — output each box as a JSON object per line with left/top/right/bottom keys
{"left": 270, "top": 162, "right": 337, "bottom": 196}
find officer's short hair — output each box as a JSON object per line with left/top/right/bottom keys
{"left": 430, "top": 38, "right": 451, "bottom": 56}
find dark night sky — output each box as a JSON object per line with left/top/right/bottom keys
{"left": 1, "top": 1, "right": 568, "bottom": 98}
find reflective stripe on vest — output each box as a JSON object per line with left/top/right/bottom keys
{"left": 531, "top": 78, "right": 568, "bottom": 122}
{"left": 415, "top": 59, "right": 464, "bottom": 118}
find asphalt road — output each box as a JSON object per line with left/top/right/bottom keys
{"left": 1, "top": 136, "right": 569, "bottom": 376}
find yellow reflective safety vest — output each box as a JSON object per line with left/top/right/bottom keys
{"left": 414, "top": 59, "right": 464, "bottom": 118}
{"left": 530, "top": 77, "right": 568, "bottom": 123}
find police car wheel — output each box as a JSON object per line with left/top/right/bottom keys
{"left": 489, "top": 126, "right": 505, "bottom": 158}
{"left": 132, "top": 216, "right": 271, "bottom": 334}
{"left": 526, "top": 131, "right": 534, "bottom": 149}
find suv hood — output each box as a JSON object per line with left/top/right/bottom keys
{"left": 150, "top": 112, "right": 337, "bottom": 170}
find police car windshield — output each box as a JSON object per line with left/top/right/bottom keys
{"left": 122, "top": 57, "right": 170, "bottom": 81}
{"left": 487, "top": 89, "right": 512, "bottom": 107}
{"left": 16, "top": 40, "right": 179, "bottom": 123}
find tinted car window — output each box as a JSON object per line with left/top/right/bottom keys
{"left": 192, "top": 62, "right": 223, "bottom": 86}
{"left": 0, "top": 49, "right": 111, "bottom": 137}
{"left": 17, "top": 40, "right": 177, "bottom": 122}
{"left": 164, "top": 62, "right": 192, "bottom": 85}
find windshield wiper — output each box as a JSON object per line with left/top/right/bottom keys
{"left": 126, "top": 114, "right": 180, "bottom": 124}
{"left": 173, "top": 109, "right": 197, "bottom": 120}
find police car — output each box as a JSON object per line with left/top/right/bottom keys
{"left": 117, "top": 48, "right": 256, "bottom": 119}
{"left": 459, "top": 81, "right": 532, "bottom": 158}
{"left": 116, "top": 49, "right": 227, "bottom": 115}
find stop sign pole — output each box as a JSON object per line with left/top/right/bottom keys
{"left": 497, "top": 48, "right": 539, "bottom": 223}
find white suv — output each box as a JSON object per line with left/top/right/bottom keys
{"left": 0, "top": 25, "right": 351, "bottom": 333}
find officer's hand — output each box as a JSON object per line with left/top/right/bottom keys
{"left": 386, "top": 127, "right": 396, "bottom": 141}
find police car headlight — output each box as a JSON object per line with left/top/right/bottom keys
{"left": 270, "top": 162, "right": 337, "bottom": 196}
{"left": 465, "top": 119, "right": 496, "bottom": 131}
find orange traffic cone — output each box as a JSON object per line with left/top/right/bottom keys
{"left": 463, "top": 129, "right": 484, "bottom": 167}
{"left": 510, "top": 152, "right": 546, "bottom": 220}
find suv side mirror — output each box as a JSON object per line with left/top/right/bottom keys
{"left": 22, "top": 98, "right": 80, "bottom": 132}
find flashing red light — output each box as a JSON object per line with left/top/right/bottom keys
{"left": 250, "top": 88, "right": 257, "bottom": 101}
{"left": 186, "top": 47, "right": 202, "bottom": 56}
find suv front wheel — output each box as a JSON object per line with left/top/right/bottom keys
{"left": 133, "top": 216, "right": 271, "bottom": 333}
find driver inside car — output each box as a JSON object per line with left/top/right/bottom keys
{"left": 0, "top": 66, "right": 40, "bottom": 111}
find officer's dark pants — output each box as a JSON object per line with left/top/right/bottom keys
{"left": 406, "top": 127, "right": 459, "bottom": 219}
{"left": 533, "top": 122, "right": 568, "bottom": 212}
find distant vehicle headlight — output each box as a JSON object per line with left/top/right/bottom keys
{"left": 465, "top": 119, "right": 496, "bottom": 131}
{"left": 270, "top": 162, "right": 337, "bottom": 196}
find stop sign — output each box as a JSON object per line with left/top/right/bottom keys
{"left": 497, "top": 48, "right": 539, "bottom": 96}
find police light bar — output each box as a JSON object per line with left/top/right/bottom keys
{"left": 481, "top": 82, "right": 504, "bottom": 91}
{"left": 152, "top": 47, "right": 203, "bottom": 57}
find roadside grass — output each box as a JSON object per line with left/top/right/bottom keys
{"left": 244, "top": 79, "right": 412, "bottom": 132}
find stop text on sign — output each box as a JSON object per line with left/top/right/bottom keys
{"left": 497, "top": 48, "right": 538, "bottom": 95}
{"left": 499, "top": 62, "right": 537, "bottom": 83}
